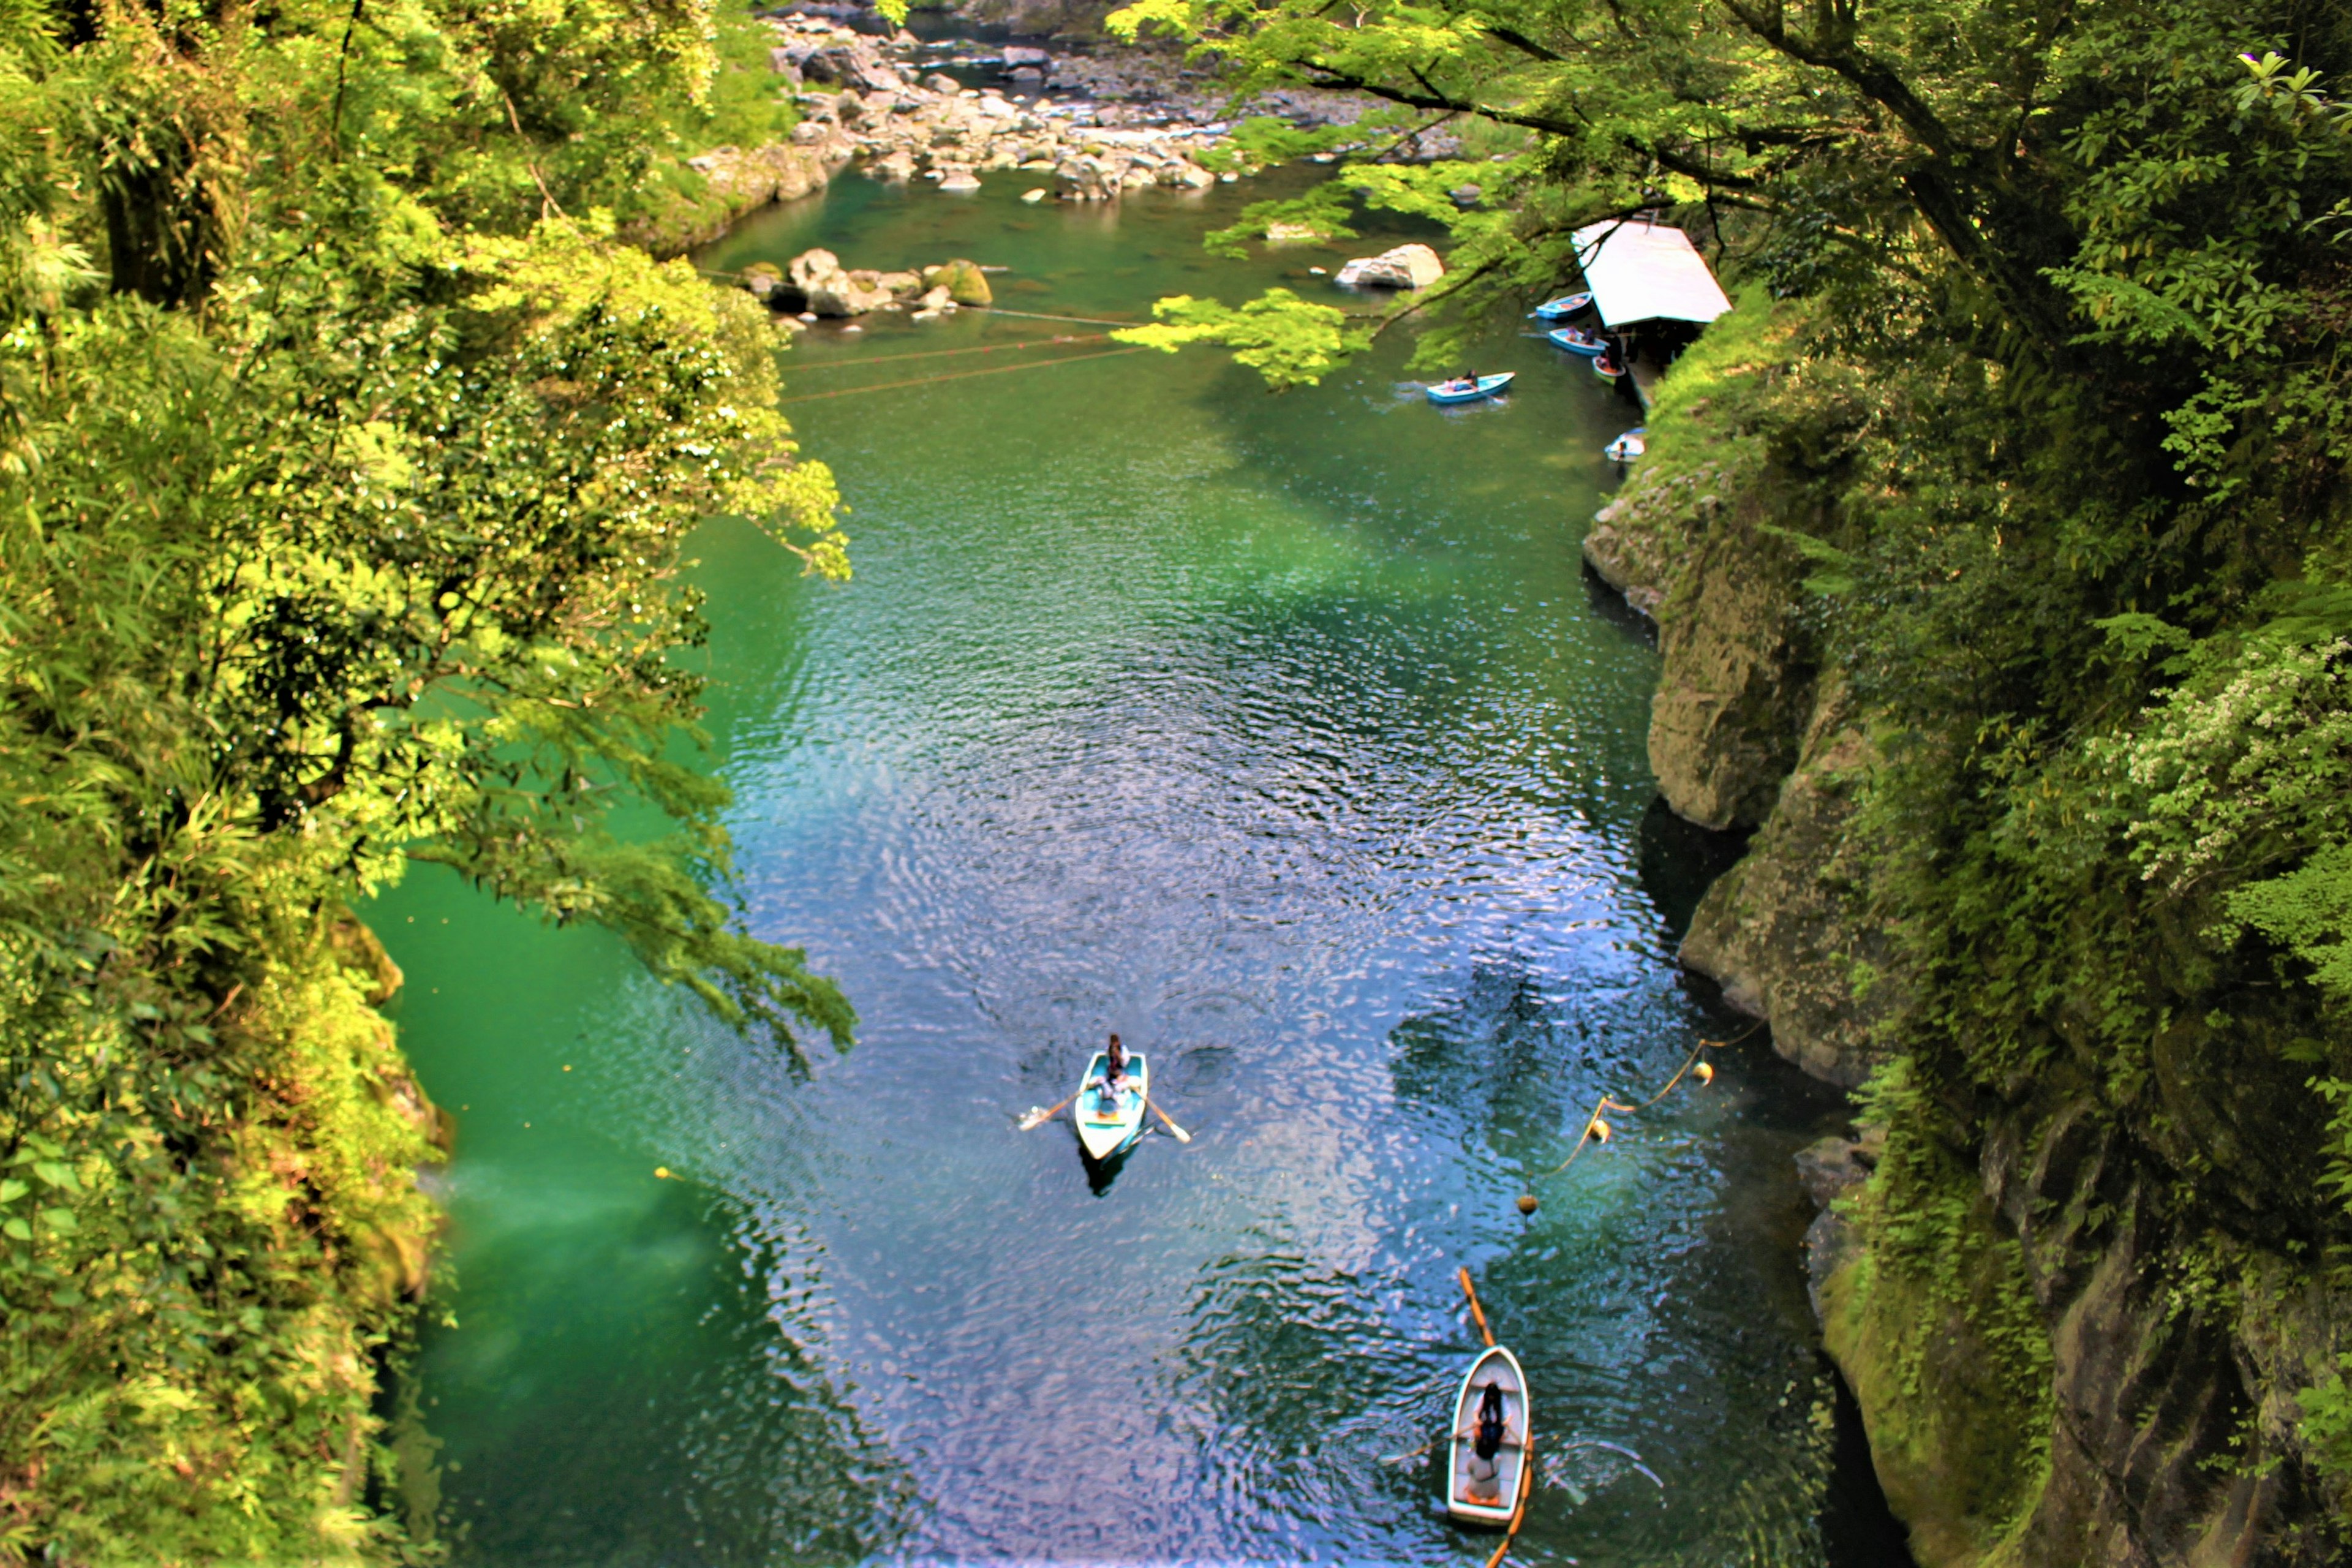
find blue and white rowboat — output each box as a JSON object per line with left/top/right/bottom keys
{"left": 1528, "top": 292, "right": 1593, "bottom": 321}
{"left": 1074, "top": 1050, "right": 1150, "bottom": 1163}
{"left": 1427, "top": 372, "right": 1515, "bottom": 405}
{"left": 1546, "top": 326, "right": 1607, "bottom": 356}
{"left": 1606, "top": 427, "right": 1647, "bottom": 462}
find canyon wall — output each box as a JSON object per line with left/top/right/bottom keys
{"left": 1594, "top": 316, "right": 2352, "bottom": 1566}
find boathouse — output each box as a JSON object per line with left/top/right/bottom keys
{"left": 1572, "top": 218, "right": 1732, "bottom": 404}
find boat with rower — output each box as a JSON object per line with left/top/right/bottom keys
{"left": 1546, "top": 326, "right": 1607, "bottom": 357}
{"left": 1073, "top": 1047, "right": 1150, "bottom": 1163}
{"left": 1606, "top": 427, "right": 1646, "bottom": 462}
{"left": 1447, "top": 1343, "right": 1533, "bottom": 1526}
{"left": 1427, "top": 372, "right": 1515, "bottom": 405}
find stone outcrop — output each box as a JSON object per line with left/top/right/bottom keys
{"left": 1645, "top": 486, "right": 1817, "bottom": 833}
{"left": 628, "top": 140, "right": 845, "bottom": 257}
{"left": 1678, "top": 684, "right": 1904, "bottom": 1086}
{"left": 1335, "top": 242, "right": 1444, "bottom": 288}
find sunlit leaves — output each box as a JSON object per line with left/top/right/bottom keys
{"left": 1113, "top": 288, "right": 1367, "bottom": 387}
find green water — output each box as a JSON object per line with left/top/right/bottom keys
{"left": 375, "top": 170, "right": 1890, "bottom": 1566}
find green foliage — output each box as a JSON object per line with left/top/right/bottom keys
{"left": 1112, "top": 288, "right": 1366, "bottom": 387}
{"left": 0, "top": 0, "right": 854, "bottom": 1555}
{"left": 677, "top": 0, "right": 805, "bottom": 153}
{"left": 2297, "top": 1357, "right": 2352, "bottom": 1478}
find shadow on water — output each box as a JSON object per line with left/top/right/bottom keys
{"left": 1823, "top": 1357, "right": 1923, "bottom": 1566}
{"left": 1637, "top": 794, "right": 1753, "bottom": 942}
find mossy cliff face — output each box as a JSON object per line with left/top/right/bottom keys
{"left": 1585, "top": 303, "right": 1894, "bottom": 1087}
{"left": 1604, "top": 302, "right": 2352, "bottom": 1566}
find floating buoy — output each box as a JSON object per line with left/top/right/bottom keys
{"left": 1695, "top": 1060, "right": 1715, "bottom": 1086}
{"left": 654, "top": 1166, "right": 672, "bottom": 1179}
{"left": 1515, "top": 1193, "right": 1539, "bottom": 1215}
{"left": 1588, "top": 1116, "right": 1612, "bottom": 1144}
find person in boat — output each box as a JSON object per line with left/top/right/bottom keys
{"left": 1096, "top": 1033, "right": 1129, "bottom": 1112}
{"left": 1459, "top": 1379, "right": 1514, "bottom": 1502}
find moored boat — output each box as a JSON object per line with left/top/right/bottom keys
{"left": 1591, "top": 352, "right": 1624, "bottom": 380}
{"left": 1605, "top": 427, "right": 1646, "bottom": 461}
{"left": 1528, "top": 292, "right": 1593, "bottom": 321}
{"left": 1446, "top": 1344, "right": 1532, "bottom": 1526}
{"left": 1545, "top": 326, "right": 1607, "bottom": 356}
{"left": 1074, "top": 1049, "right": 1149, "bottom": 1163}
{"left": 1427, "top": 372, "right": 1515, "bottom": 405}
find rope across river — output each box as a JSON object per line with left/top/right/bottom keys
{"left": 771, "top": 307, "right": 1154, "bottom": 404}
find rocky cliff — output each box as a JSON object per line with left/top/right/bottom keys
{"left": 1600, "top": 301, "right": 2352, "bottom": 1566}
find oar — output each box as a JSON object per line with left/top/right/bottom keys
{"left": 1146, "top": 1096, "right": 1193, "bottom": 1143}
{"left": 1458, "top": 1265, "right": 1495, "bottom": 1348}
{"left": 1484, "top": 1436, "right": 1534, "bottom": 1568}
{"left": 1017, "top": 1093, "right": 1076, "bottom": 1131}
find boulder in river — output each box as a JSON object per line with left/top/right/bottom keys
{"left": 1003, "top": 44, "right": 1052, "bottom": 67}
{"left": 1335, "top": 243, "right": 1445, "bottom": 289}
{"left": 925, "top": 258, "right": 993, "bottom": 306}
{"left": 938, "top": 168, "right": 982, "bottom": 192}
{"left": 789, "top": 247, "right": 899, "bottom": 316}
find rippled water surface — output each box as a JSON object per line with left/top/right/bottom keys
{"left": 375, "top": 170, "right": 1880, "bottom": 1567}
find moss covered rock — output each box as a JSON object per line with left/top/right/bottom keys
{"left": 925, "top": 258, "right": 992, "bottom": 306}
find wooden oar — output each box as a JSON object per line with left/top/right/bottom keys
{"left": 1017, "top": 1093, "right": 1076, "bottom": 1131}
{"left": 1458, "top": 1265, "right": 1494, "bottom": 1348}
{"left": 1146, "top": 1096, "right": 1192, "bottom": 1143}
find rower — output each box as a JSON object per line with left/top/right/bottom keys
{"left": 1097, "top": 1033, "right": 1129, "bottom": 1109}
{"left": 1459, "top": 1380, "right": 1513, "bottom": 1502}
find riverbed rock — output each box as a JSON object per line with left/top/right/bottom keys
{"left": 788, "top": 248, "right": 898, "bottom": 315}
{"left": 925, "top": 258, "right": 992, "bottom": 306}
{"left": 741, "top": 261, "right": 783, "bottom": 300}
{"left": 1335, "top": 243, "right": 1444, "bottom": 288}
{"left": 938, "top": 168, "right": 982, "bottom": 192}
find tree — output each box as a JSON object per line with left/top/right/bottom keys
{"left": 0, "top": 0, "right": 851, "bottom": 1554}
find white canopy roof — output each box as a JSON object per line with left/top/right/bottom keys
{"left": 1572, "top": 220, "right": 1733, "bottom": 328}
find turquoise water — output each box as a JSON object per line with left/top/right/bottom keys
{"left": 375, "top": 170, "right": 1881, "bottom": 1566}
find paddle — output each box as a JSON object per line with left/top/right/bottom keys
{"left": 1016, "top": 1093, "right": 1076, "bottom": 1131}
{"left": 1146, "top": 1096, "right": 1193, "bottom": 1143}
{"left": 1458, "top": 1265, "right": 1495, "bottom": 1349}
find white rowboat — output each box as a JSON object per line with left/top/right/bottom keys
{"left": 1074, "top": 1050, "right": 1150, "bottom": 1163}
{"left": 1446, "top": 1344, "right": 1532, "bottom": 1526}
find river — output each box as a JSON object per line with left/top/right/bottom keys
{"left": 374, "top": 168, "right": 1909, "bottom": 1567}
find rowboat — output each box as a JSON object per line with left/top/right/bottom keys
{"left": 1447, "top": 1344, "right": 1532, "bottom": 1526}
{"left": 1074, "top": 1049, "right": 1149, "bottom": 1163}
{"left": 1427, "top": 372, "right": 1515, "bottom": 405}
{"left": 1605, "top": 427, "right": 1646, "bottom": 462}
{"left": 1528, "top": 292, "right": 1593, "bottom": 321}
{"left": 1546, "top": 326, "right": 1606, "bottom": 356}
{"left": 1591, "top": 352, "right": 1624, "bottom": 380}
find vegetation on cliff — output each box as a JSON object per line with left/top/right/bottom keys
{"left": 1117, "top": 0, "right": 2352, "bottom": 1554}
{"left": 0, "top": 0, "right": 850, "bottom": 1558}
